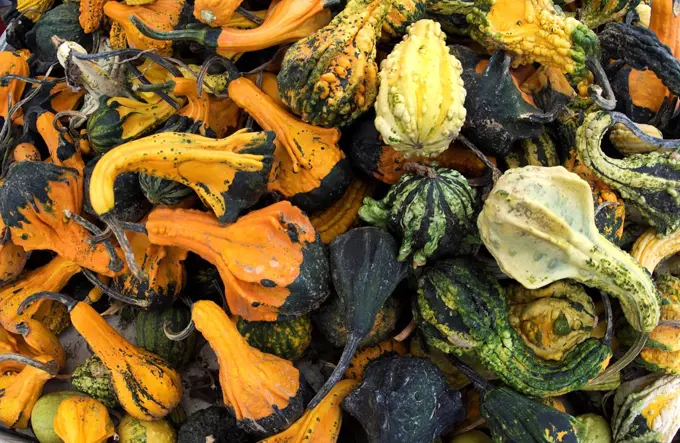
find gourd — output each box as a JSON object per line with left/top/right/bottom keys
{"left": 16, "top": 0, "right": 53, "bottom": 20}
{"left": 117, "top": 414, "right": 176, "bottom": 443}
{"left": 506, "top": 281, "right": 598, "bottom": 361}
{"left": 79, "top": 0, "right": 107, "bottom": 32}
{"left": 0, "top": 218, "right": 28, "bottom": 287}
{"left": 210, "top": 60, "right": 353, "bottom": 212}
{"left": 612, "top": 374, "right": 680, "bottom": 442}
{"left": 136, "top": 307, "right": 198, "bottom": 368}
{"left": 342, "top": 355, "right": 465, "bottom": 443}
{"left": 308, "top": 227, "right": 407, "bottom": 408}
{"left": 261, "top": 379, "right": 358, "bottom": 443}
{"left": 477, "top": 165, "right": 660, "bottom": 334}
{"left": 509, "top": 133, "right": 560, "bottom": 168}
{"left": 71, "top": 356, "right": 118, "bottom": 408}
{"left": 235, "top": 314, "right": 312, "bottom": 360}
{"left": 104, "top": 0, "right": 186, "bottom": 55}
{"left": 86, "top": 95, "right": 183, "bottom": 154}
{"left": 31, "top": 391, "right": 86, "bottom": 443}
{"left": 428, "top": 0, "right": 599, "bottom": 83}
{"left": 374, "top": 19, "right": 466, "bottom": 159}
{"left": 345, "top": 338, "right": 408, "bottom": 380}
{"left": 631, "top": 228, "right": 680, "bottom": 274}
{"left": 167, "top": 300, "right": 307, "bottom": 436}
{"left": 310, "top": 178, "right": 372, "bottom": 244}
{"left": 450, "top": 46, "right": 557, "bottom": 157}
{"left": 138, "top": 174, "right": 194, "bottom": 206}
{"left": 53, "top": 397, "right": 115, "bottom": 443}
{"left": 609, "top": 123, "right": 663, "bottom": 156}
{"left": 0, "top": 52, "right": 28, "bottom": 126}
{"left": 192, "top": 0, "right": 241, "bottom": 26}
{"left": 0, "top": 161, "right": 123, "bottom": 277}
{"left": 89, "top": 130, "right": 274, "bottom": 224}
{"left": 576, "top": 111, "right": 680, "bottom": 236}
{"left": 381, "top": 0, "right": 427, "bottom": 40}
{"left": 577, "top": 413, "right": 612, "bottom": 443}
{"left": 415, "top": 258, "right": 612, "bottom": 397}
{"left": 410, "top": 334, "right": 480, "bottom": 390}
{"left": 0, "top": 256, "right": 80, "bottom": 369}
{"left": 177, "top": 406, "right": 250, "bottom": 443}
{"left": 450, "top": 431, "right": 493, "bottom": 443}
{"left": 142, "top": 202, "right": 329, "bottom": 321}
{"left": 359, "top": 166, "right": 476, "bottom": 267}
{"left": 0, "top": 353, "right": 58, "bottom": 429}
{"left": 19, "top": 292, "right": 183, "bottom": 421}
{"left": 25, "top": 3, "right": 93, "bottom": 74}
{"left": 131, "top": 0, "right": 332, "bottom": 56}
{"left": 277, "top": 0, "right": 392, "bottom": 128}
{"left": 83, "top": 162, "right": 151, "bottom": 224}
{"left": 580, "top": 0, "right": 641, "bottom": 28}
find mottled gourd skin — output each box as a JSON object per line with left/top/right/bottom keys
{"left": 613, "top": 374, "right": 680, "bottom": 442}
{"left": 277, "top": 0, "right": 390, "bottom": 128}
{"left": 342, "top": 356, "right": 465, "bottom": 443}
{"left": 359, "top": 168, "right": 476, "bottom": 267}
{"left": 506, "top": 281, "right": 597, "bottom": 361}
{"left": 478, "top": 166, "right": 659, "bottom": 333}
{"left": 71, "top": 355, "right": 118, "bottom": 408}
{"left": 381, "top": 0, "right": 427, "bottom": 41}
{"left": 577, "top": 111, "right": 680, "bottom": 237}
{"left": 580, "top": 0, "right": 641, "bottom": 29}
{"left": 235, "top": 314, "right": 312, "bottom": 360}
{"left": 135, "top": 307, "right": 198, "bottom": 369}
{"left": 374, "top": 19, "right": 466, "bottom": 158}
{"left": 609, "top": 123, "right": 663, "bottom": 156}
{"left": 638, "top": 275, "right": 680, "bottom": 374}
{"left": 414, "top": 258, "right": 612, "bottom": 397}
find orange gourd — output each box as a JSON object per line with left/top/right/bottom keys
{"left": 0, "top": 52, "right": 29, "bottom": 125}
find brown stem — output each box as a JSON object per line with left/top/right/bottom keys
{"left": 403, "top": 162, "right": 437, "bottom": 179}
{"left": 394, "top": 319, "right": 416, "bottom": 342}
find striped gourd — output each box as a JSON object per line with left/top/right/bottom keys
{"left": 359, "top": 166, "right": 476, "bottom": 267}
{"left": 135, "top": 307, "right": 197, "bottom": 369}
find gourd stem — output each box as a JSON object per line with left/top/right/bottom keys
{"left": 126, "top": 62, "right": 181, "bottom": 110}
{"left": 120, "top": 221, "right": 148, "bottom": 234}
{"left": 611, "top": 112, "right": 680, "bottom": 150}
{"left": 307, "top": 334, "right": 363, "bottom": 409}
{"left": 590, "top": 331, "right": 649, "bottom": 384}
{"left": 53, "top": 111, "right": 88, "bottom": 131}
{"left": 586, "top": 57, "right": 617, "bottom": 111}
{"left": 73, "top": 49, "right": 183, "bottom": 77}
{"left": 82, "top": 269, "right": 151, "bottom": 309}
{"left": 101, "top": 214, "right": 145, "bottom": 280}
{"left": 18, "top": 291, "right": 78, "bottom": 314}
{"left": 64, "top": 210, "right": 123, "bottom": 273}
{"left": 0, "top": 353, "right": 58, "bottom": 375}
{"left": 446, "top": 355, "right": 490, "bottom": 394}
{"left": 164, "top": 318, "right": 195, "bottom": 341}
{"left": 133, "top": 81, "right": 177, "bottom": 93}
{"left": 458, "top": 135, "right": 501, "bottom": 188}
{"left": 659, "top": 319, "right": 680, "bottom": 327}
{"left": 244, "top": 71, "right": 263, "bottom": 131}
{"left": 131, "top": 15, "right": 218, "bottom": 47}
{"left": 197, "top": 55, "right": 240, "bottom": 98}
{"left": 601, "top": 291, "right": 614, "bottom": 346}
{"left": 403, "top": 163, "right": 437, "bottom": 179}
{"left": 0, "top": 74, "right": 54, "bottom": 85}
{"left": 236, "top": 6, "right": 264, "bottom": 25}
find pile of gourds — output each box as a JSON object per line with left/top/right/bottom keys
{"left": 4, "top": 0, "right": 680, "bottom": 441}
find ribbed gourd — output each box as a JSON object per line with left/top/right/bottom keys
{"left": 136, "top": 307, "right": 198, "bottom": 368}
{"left": 53, "top": 397, "right": 115, "bottom": 443}
{"left": 609, "top": 123, "right": 663, "bottom": 156}
{"left": 414, "top": 258, "right": 612, "bottom": 397}
{"left": 374, "top": 19, "right": 466, "bottom": 158}
{"left": 506, "top": 281, "right": 598, "bottom": 361}
{"left": 359, "top": 166, "right": 476, "bottom": 267}
{"left": 235, "top": 314, "right": 312, "bottom": 360}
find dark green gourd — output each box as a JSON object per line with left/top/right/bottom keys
{"left": 359, "top": 166, "right": 476, "bottom": 267}
{"left": 307, "top": 227, "right": 408, "bottom": 408}
{"left": 414, "top": 258, "right": 613, "bottom": 397}
{"left": 139, "top": 174, "right": 194, "bottom": 206}
{"left": 135, "top": 307, "right": 198, "bottom": 369}
{"left": 342, "top": 355, "right": 465, "bottom": 443}
{"left": 235, "top": 314, "right": 312, "bottom": 360}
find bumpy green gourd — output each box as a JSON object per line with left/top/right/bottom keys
{"left": 359, "top": 167, "right": 475, "bottom": 267}
{"left": 236, "top": 314, "right": 312, "bottom": 360}
{"left": 506, "top": 281, "right": 597, "bottom": 361}
{"left": 414, "top": 258, "right": 612, "bottom": 397}
{"left": 71, "top": 356, "right": 118, "bottom": 408}
{"left": 478, "top": 165, "right": 659, "bottom": 333}
{"left": 577, "top": 111, "right": 680, "bottom": 237}
{"left": 612, "top": 374, "right": 680, "bottom": 442}
{"left": 374, "top": 19, "right": 466, "bottom": 158}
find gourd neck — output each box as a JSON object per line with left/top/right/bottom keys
{"left": 70, "top": 302, "right": 136, "bottom": 361}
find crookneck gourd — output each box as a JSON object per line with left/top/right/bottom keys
{"left": 506, "top": 281, "right": 598, "bottom": 361}
{"left": 0, "top": 161, "right": 123, "bottom": 277}
{"left": 415, "top": 258, "right": 612, "bottom": 396}
{"left": 612, "top": 374, "right": 680, "bottom": 442}
{"left": 308, "top": 227, "right": 407, "bottom": 408}
{"left": 0, "top": 353, "right": 58, "bottom": 429}
{"left": 169, "top": 299, "right": 307, "bottom": 436}
{"left": 450, "top": 46, "right": 558, "bottom": 157}
{"left": 576, "top": 111, "right": 680, "bottom": 236}
{"left": 143, "top": 202, "right": 329, "bottom": 321}
{"left": 374, "top": 19, "right": 466, "bottom": 158}
{"left": 19, "top": 292, "right": 182, "bottom": 421}
{"left": 359, "top": 166, "right": 476, "bottom": 267}
{"left": 478, "top": 165, "right": 659, "bottom": 333}
{"left": 103, "top": 0, "right": 186, "bottom": 55}
{"left": 0, "top": 256, "right": 81, "bottom": 368}
{"left": 277, "top": 0, "right": 392, "bottom": 128}
{"left": 310, "top": 178, "right": 372, "bottom": 244}
{"left": 131, "top": 0, "right": 332, "bottom": 56}
{"left": 428, "top": 0, "right": 598, "bottom": 83}
{"left": 216, "top": 62, "right": 353, "bottom": 212}
{"left": 53, "top": 396, "right": 115, "bottom": 443}
{"left": 342, "top": 355, "right": 465, "bottom": 443}
{"left": 235, "top": 314, "right": 312, "bottom": 360}
{"left": 89, "top": 129, "right": 274, "bottom": 224}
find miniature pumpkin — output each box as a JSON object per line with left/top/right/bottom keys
{"left": 53, "top": 397, "right": 115, "bottom": 443}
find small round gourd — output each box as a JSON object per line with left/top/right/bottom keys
{"left": 374, "top": 19, "right": 466, "bottom": 158}
{"left": 135, "top": 307, "right": 198, "bottom": 369}
{"left": 235, "top": 314, "right": 312, "bottom": 360}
